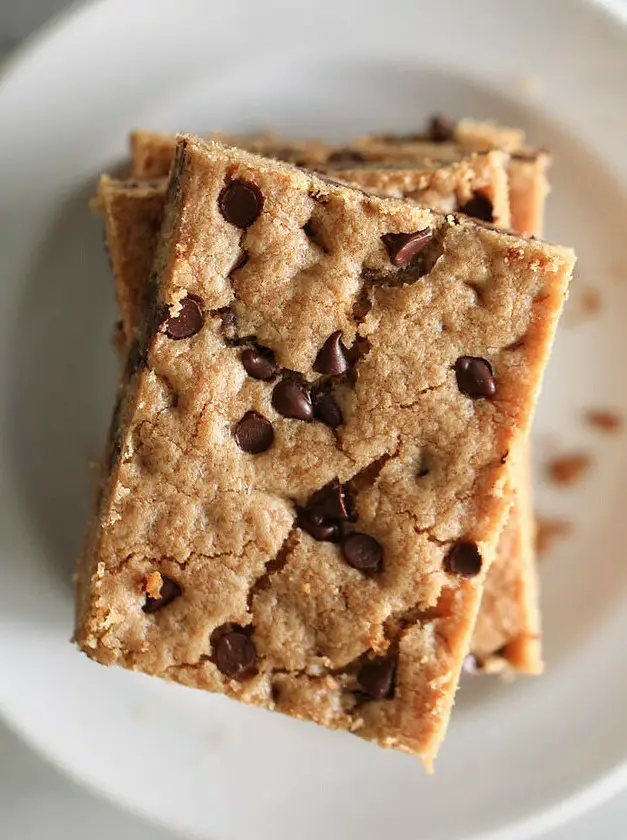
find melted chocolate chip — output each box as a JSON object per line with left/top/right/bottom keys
{"left": 357, "top": 657, "right": 396, "bottom": 700}
{"left": 454, "top": 356, "right": 496, "bottom": 398}
{"left": 313, "top": 331, "right": 350, "bottom": 376}
{"left": 309, "top": 480, "right": 353, "bottom": 521}
{"left": 313, "top": 390, "right": 343, "bottom": 428}
{"left": 241, "top": 346, "right": 277, "bottom": 381}
{"left": 162, "top": 295, "right": 204, "bottom": 339}
{"left": 381, "top": 229, "right": 433, "bottom": 267}
{"left": 211, "top": 625, "right": 258, "bottom": 680}
{"left": 298, "top": 480, "right": 353, "bottom": 542}
{"left": 459, "top": 193, "right": 494, "bottom": 223}
{"left": 143, "top": 576, "right": 182, "bottom": 614}
{"left": 218, "top": 179, "right": 264, "bottom": 228}
{"left": 296, "top": 508, "right": 341, "bottom": 543}
{"left": 444, "top": 541, "right": 483, "bottom": 577}
{"left": 234, "top": 411, "right": 274, "bottom": 454}
{"left": 272, "top": 379, "right": 313, "bottom": 421}
{"left": 341, "top": 532, "right": 383, "bottom": 575}
{"left": 428, "top": 114, "right": 455, "bottom": 142}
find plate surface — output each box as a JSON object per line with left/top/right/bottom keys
{"left": 1, "top": 1, "right": 627, "bottom": 838}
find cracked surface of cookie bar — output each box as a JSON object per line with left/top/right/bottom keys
{"left": 78, "top": 138, "right": 573, "bottom": 767}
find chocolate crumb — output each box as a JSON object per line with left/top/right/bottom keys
{"left": 566, "top": 284, "right": 602, "bottom": 326}
{"left": 535, "top": 517, "right": 573, "bottom": 554}
{"left": 546, "top": 453, "right": 591, "bottom": 486}
{"left": 580, "top": 287, "right": 602, "bottom": 315}
{"left": 584, "top": 409, "right": 623, "bottom": 434}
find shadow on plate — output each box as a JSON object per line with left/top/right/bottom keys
{"left": 8, "top": 177, "right": 119, "bottom": 591}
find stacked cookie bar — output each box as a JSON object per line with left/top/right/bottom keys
{"left": 77, "top": 118, "right": 572, "bottom": 768}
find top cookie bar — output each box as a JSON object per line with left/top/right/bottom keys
{"left": 77, "top": 137, "right": 573, "bottom": 767}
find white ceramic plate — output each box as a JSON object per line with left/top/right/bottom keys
{"left": 2, "top": 1, "right": 627, "bottom": 838}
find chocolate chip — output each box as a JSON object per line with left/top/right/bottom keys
{"left": 309, "top": 480, "right": 352, "bottom": 521}
{"left": 218, "top": 179, "right": 264, "bottom": 228}
{"left": 326, "top": 149, "right": 366, "bottom": 167}
{"left": 357, "top": 657, "right": 396, "bottom": 700}
{"left": 234, "top": 411, "right": 274, "bottom": 454}
{"left": 296, "top": 508, "right": 341, "bottom": 543}
{"left": 162, "top": 295, "right": 204, "bottom": 339}
{"left": 313, "top": 331, "right": 350, "bottom": 376}
{"left": 381, "top": 229, "right": 432, "bottom": 267}
{"left": 454, "top": 356, "right": 496, "bottom": 398}
{"left": 241, "top": 346, "right": 277, "bottom": 381}
{"left": 459, "top": 193, "right": 494, "bottom": 223}
{"left": 211, "top": 625, "right": 258, "bottom": 680}
{"left": 272, "top": 379, "right": 313, "bottom": 421}
{"left": 341, "top": 532, "right": 383, "bottom": 575}
{"left": 143, "top": 576, "right": 182, "bottom": 614}
{"left": 444, "top": 541, "right": 483, "bottom": 577}
{"left": 313, "top": 390, "right": 343, "bottom": 428}
{"left": 428, "top": 114, "right": 455, "bottom": 142}
{"left": 298, "top": 480, "right": 353, "bottom": 542}
{"left": 229, "top": 251, "right": 249, "bottom": 276}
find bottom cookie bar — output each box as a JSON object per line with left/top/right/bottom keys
{"left": 469, "top": 451, "right": 541, "bottom": 674}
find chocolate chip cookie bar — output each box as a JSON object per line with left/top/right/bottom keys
{"left": 77, "top": 137, "right": 573, "bottom": 765}
{"left": 123, "top": 126, "right": 546, "bottom": 675}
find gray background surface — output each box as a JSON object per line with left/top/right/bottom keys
{"left": 0, "top": 2, "right": 625, "bottom": 837}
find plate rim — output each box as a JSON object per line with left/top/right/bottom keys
{"left": 1, "top": 2, "right": 627, "bottom": 839}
